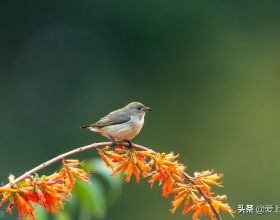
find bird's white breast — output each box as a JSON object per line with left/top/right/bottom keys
{"left": 98, "top": 115, "right": 145, "bottom": 141}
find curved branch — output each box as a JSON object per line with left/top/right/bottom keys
{"left": 1, "top": 142, "right": 221, "bottom": 220}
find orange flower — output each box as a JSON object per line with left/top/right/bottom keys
{"left": 169, "top": 183, "right": 193, "bottom": 214}
{"left": 194, "top": 170, "right": 224, "bottom": 186}
{"left": 124, "top": 161, "right": 133, "bottom": 182}
{"left": 188, "top": 192, "right": 215, "bottom": 220}
{"left": 0, "top": 144, "right": 234, "bottom": 220}
{"left": 149, "top": 152, "right": 186, "bottom": 196}
{"left": 99, "top": 147, "right": 152, "bottom": 183}
{"left": 212, "top": 195, "right": 235, "bottom": 217}
{"left": 170, "top": 190, "right": 188, "bottom": 214}
{"left": 132, "top": 164, "right": 141, "bottom": 183}
{"left": 169, "top": 180, "right": 234, "bottom": 220}
{"left": 98, "top": 150, "right": 116, "bottom": 170}
{"left": 22, "top": 181, "right": 69, "bottom": 212}
{"left": 62, "top": 159, "right": 91, "bottom": 184}
{"left": 112, "top": 158, "right": 130, "bottom": 175}
{"left": 136, "top": 156, "right": 150, "bottom": 177}
{"left": 16, "top": 193, "right": 35, "bottom": 220}
{"left": 0, "top": 159, "right": 91, "bottom": 220}
{"left": 193, "top": 170, "right": 224, "bottom": 195}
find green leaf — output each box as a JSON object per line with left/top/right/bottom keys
{"left": 54, "top": 210, "right": 71, "bottom": 220}
{"left": 64, "top": 192, "right": 78, "bottom": 213}
{"left": 85, "top": 158, "right": 123, "bottom": 207}
{"left": 74, "top": 178, "right": 106, "bottom": 219}
{"left": 33, "top": 204, "right": 48, "bottom": 220}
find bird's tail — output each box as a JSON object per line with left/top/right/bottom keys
{"left": 80, "top": 125, "right": 91, "bottom": 129}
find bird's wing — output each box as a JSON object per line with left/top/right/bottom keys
{"left": 92, "top": 110, "right": 131, "bottom": 127}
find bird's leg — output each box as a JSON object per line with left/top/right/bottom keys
{"left": 123, "top": 140, "right": 133, "bottom": 149}
{"left": 109, "top": 136, "right": 118, "bottom": 147}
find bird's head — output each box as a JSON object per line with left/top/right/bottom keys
{"left": 126, "top": 102, "right": 152, "bottom": 118}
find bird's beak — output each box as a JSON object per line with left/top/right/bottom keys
{"left": 144, "top": 106, "right": 152, "bottom": 112}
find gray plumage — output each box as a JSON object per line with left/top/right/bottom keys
{"left": 93, "top": 110, "right": 131, "bottom": 127}
{"left": 81, "top": 102, "right": 151, "bottom": 142}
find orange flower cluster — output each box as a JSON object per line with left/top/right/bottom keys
{"left": 193, "top": 170, "right": 224, "bottom": 195}
{"left": 0, "top": 144, "right": 234, "bottom": 220}
{"left": 0, "top": 159, "right": 90, "bottom": 220}
{"left": 149, "top": 152, "right": 186, "bottom": 197}
{"left": 98, "top": 146, "right": 234, "bottom": 220}
{"left": 170, "top": 187, "right": 234, "bottom": 219}
{"left": 98, "top": 147, "right": 152, "bottom": 183}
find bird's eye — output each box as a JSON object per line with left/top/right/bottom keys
{"left": 138, "top": 106, "right": 142, "bottom": 110}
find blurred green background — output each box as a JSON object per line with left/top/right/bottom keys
{"left": 1, "top": 1, "right": 280, "bottom": 219}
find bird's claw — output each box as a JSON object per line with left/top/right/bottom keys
{"left": 109, "top": 136, "right": 118, "bottom": 147}
{"left": 123, "top": 140, "right": 133, "bottom": 149}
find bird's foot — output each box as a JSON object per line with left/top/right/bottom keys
{"left": 123, "top": 140, "right": 133, "bottom": 149}
{"left": 109, "top": 137, "right": 118, "bottom": 148}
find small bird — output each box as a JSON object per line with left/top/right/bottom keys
{"left": 81, "top": 102, "right": 152, "bottom": 147}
